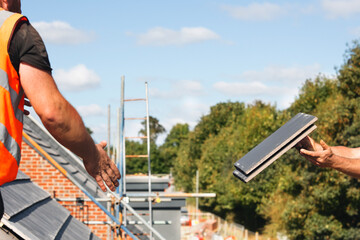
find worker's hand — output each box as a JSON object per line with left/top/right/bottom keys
{"left": 299, "top": 140, "right": 335, "bottom": 168}
{"left": 84, "top": 141, "right": 121, "bottom": 192}
{"left": 295, "top": 136, "right": 322, "bottom": 152}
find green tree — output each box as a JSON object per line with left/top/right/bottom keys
{"left": 338, "top": 41, "right": 360, "bottom": 99}
{"left": 173, "top": 101, "right": 245, "bottom": 192}
{"left": 139, "top": 116, "right": 166, "bottom": 143}
{"left": 125, "top": 116, "right": 168, "bottom": 174}
{"left": 158, "top": 123, "right": 189, "bottom": 173}
{"left": 260, "top": 43, "right": 360, "bottom": 238}
{"left": 166, "top": 42, "right": 360, "bottom": 239}
{"left": 125, "top": 140, "right": 147, "bottom": 174}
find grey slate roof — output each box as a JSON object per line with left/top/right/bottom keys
{"left": 22, "top": 115, "right": 107, "bottom": 200}
{"left": 0, "top": 171, "right": 101, "bottom": 240}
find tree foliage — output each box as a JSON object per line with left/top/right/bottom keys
{"left": 157, "top": 42, "right": 360, "bottom": 239}
{"left": 139, "top": 116, "right": 166, "bottom": 143}
{"left": 123, "top": 42, "right": 360, "bottom": 238}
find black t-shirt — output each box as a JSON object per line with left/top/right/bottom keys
{"left": 9, "top": 20, "right": 52, "bottom": 74}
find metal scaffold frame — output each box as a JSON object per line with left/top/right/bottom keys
{"left": 40, "top": 75, "right": 216, "bottom": 240}
{"left": 118, "top": 76, "right": 158, "bottom": 239}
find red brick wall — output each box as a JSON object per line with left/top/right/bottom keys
{"left": 20, "top": 142, "right": 110, "bottom": 240}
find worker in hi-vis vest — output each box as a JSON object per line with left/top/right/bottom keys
{"left": 0, "top": 0, "right": 120, "bottom": 219}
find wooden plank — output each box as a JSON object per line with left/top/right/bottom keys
{"left": 126, "top": 155, "right": 149, "bottom": 158}
{"left": 125, "top": 136, "right": 148, "bottom": 139}
{"left": 124, "top": 98, "right": 146, "bottom": 102}
{"left": 125, "top": 117, "right": 146, "bottom": 120}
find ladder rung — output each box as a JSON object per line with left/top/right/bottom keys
{"left": 126, "top": 155, "right": 149, "bottom": 158}
{"left": 125, "top": 117, "right": 146, "bottom": 120}
{"left": 125, "top": 136, "right": 147, "bottom": 139}
{"left": 124, "top": 98, "right": 146, "bottom": 102}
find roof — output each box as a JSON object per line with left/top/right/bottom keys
{"left": 0, "top": 171, "right": 101, "bottom": 240}
{"left": 126, "top": 175, "right": 170, "bottom": 192}
{"left": 22, "top": 115, "right": 106, "bottom": 199}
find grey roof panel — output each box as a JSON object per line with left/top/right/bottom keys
{"left": 73, "top": 171, "right": 88, "bottom": 184}
{"left": 55, "top": 215, "right": 101, "bottom": 240}
{"left": 1, "top": 171, "right": 101, "bottom": 240}
{"left": 14, "top": 171, "right": 30, "bottom": 181}
{"left": 8, "top": 198, "right": 70, "bottom": 240}
{"left": 23, "top": 116, "right": 106, "bottom": 199}
{"left": 1, "top": 181, "right": 50, "bottom": 217}
{"left": 36, "top": 139, "right": 52, "bottom": 149}
{"left": 126, "top": 176, "right": 170, "bottom": 192}
{"left": 234, "top": 113, "right": 317, "bottom": 182}
{"left": 129, "top": 198, "right": 185, "bottom": 209}
{"left": 55, "top": 215, "right": 88, "bottom": 240}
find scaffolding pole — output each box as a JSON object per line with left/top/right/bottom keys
{"left": 22, "top": 132, "right": 139, "bottom": 240}
{"left": 145, "top": 82, "right": 153, "bottom": 239}
{"left": 107, "top": 104, "right": 111, "bottom": 240}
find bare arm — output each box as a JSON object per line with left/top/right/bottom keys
{"left": 298, "top": 136, "right": 360, "bottom": 179}
{"left": 19, "top": 63, "right": 120, "bottom": 191}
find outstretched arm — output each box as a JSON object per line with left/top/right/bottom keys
{"left": 19, "top": 63, "right": 120, "bottom": 191}
{"left": 298, "top": 136, "right": 360, "bottom": 179}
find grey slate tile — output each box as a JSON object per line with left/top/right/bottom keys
{"left": 14, "top": 171, "right": 30, "bottom": 181}
{"left": 8, "top": 198, "right": 70, "bottom": 240}
{"left": 1, "top": 181, "right": 50, "bottom": 217}
{"left": 1, "top": 171, "right": 101, "bottom": 240}
{"left": 55, "top": 215, "right": 101, "bottom": 240}
{"left": 233, "top": 113, "right": 317, "bottom": 182}
{"left": 22, "top": 116, "right": 107, "bottom": 200}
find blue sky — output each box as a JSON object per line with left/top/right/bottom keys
{"left": 22, "top": 0, "right": 360, "bottom": 145}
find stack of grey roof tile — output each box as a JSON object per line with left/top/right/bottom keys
{"left": 233, "top": 113, "right": 317, "bottom": 182}
{"left": 0, "top": 171, "right": 101, "bottom": 240}
{"left": 22, "top": 115, "right": 106, "bottom": 201}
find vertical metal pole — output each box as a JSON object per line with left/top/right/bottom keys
{"left": 196, "top": 170, "right": 199, "bottom": 222}
{"left": 145, "top": 82, "right": 153, "bottom": 239}
{"left": 115, "top": 107, "right": 121, "bottom": 231}
{"left": 117, "top": 108, "right": 121, "bottom": 185}
{"left": 121, "top": 79, "right": 126, "bottom": 204}
{"left": 107, "top": 105, "right": 111, "bottom": 240}
{"left": 120, "top": 76, "right": 127, "bottom": 231}
{"left": 107, "top": 105, "right": 111, "bottom": 157}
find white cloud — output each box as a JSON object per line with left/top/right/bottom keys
{"left": 32, "top": 21, "right": 95, "bottom": 44}
{"left": 213, "top": 81, "right": 287, "bottom": 96}
{"left": 76, "top": 104, "right": 106, "bottom": 117}
{"left": 150, "top": 80, "right": 205, "bottom": 99}
{"left": 87, "top": 123, "right": 108, "bottom": 143}
{"left": 130, "top": 27, "right": 220, "bottom": 46}
{"left": 321, "top": 0, "right": 360, "bottom": 18}
{"left": 54, "top": 64, "right": 101, "bottom": 91}
{"left": 222, "top": 3, "right": 287, "bottom": 21}
{"left": 240, "top": 64, "right": 322, "bottom": 86}
{"left": 213, "top": 81, "right": 298, "bottom": 109}
{"left": 168, "top": 97, "right": 209, "bottom": 127}
{"left": 213, "top": 64, "right": 325, "bottom": 109}
{"left": 349, "top": 26, "right": 360, "bottom": 36}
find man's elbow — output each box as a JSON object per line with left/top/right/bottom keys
{"left": 39, "top": 107, "right": 70, "bottom": 135}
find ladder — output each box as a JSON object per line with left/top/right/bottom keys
{"left": 118, "top": 76, "right": 154, "bottom": 239}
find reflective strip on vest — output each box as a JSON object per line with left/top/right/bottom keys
{"left": 0, "top": 122, "right": 21, "bottom": 164}
{"left": 0, "top": 69, "right": 24, "bottom": 123}
{"left": 0, "top": 10, "right": 27, "bottom": 184}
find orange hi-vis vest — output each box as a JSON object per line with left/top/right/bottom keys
{"left": 0, "top": 8, "right": 28, "bottom": 186}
